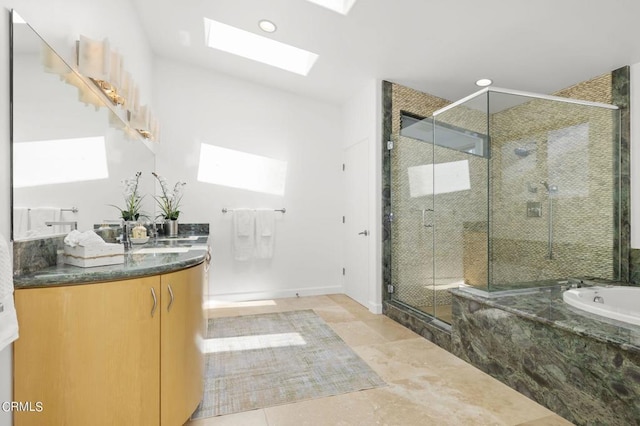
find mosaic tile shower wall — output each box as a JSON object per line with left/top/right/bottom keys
{"left": 489, "top": 89, "right": 618, "bottom": 287}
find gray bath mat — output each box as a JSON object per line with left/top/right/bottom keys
{"left": 191, "top": 309, "right": 386, "bottom": 418}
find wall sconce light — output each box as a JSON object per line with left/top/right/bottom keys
{"left": 77, "top": 35, "right": 125, "bottom": 106}
{"left": 75, "top": 34, "right": 160, "bottom": 141}
{"left": 128, "top": 104, "right": 158, "bottom": 141}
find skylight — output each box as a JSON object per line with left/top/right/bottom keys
{"left": 203, "top": 17, "right": 318, "bottom": 76}
{"left": 305, "top": 0, "right": 358, "bottom": 15}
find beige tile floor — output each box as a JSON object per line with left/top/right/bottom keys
{"left": 187, "top": 294, "right": 573, "bottom": 426}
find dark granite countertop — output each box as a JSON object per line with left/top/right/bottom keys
{"left": 14, "top": 235, "right": 210, "bottom": 289}
{"left": 451, "top": 283, "right": 640, "bottom": 353}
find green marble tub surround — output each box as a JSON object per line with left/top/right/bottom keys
{"left": 13, "top": 234, "right": 209, "bottom": 288}
{"left": 451, "top": 286, "right": 640, "bottom": 425}
{"left": 629, "top": 248, "right": 640, "bottom": 285}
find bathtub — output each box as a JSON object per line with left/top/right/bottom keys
{"left": 563, "top": 286, "right": 640, "bottom": 326}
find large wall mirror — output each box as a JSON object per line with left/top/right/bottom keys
{"left": 11, "top": 10, "right": 156, "bottom": 241}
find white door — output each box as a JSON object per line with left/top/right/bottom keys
{"left": 343, "top": 139, "right": 370, "bottom": 308}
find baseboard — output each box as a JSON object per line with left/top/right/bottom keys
{"left": 206, "top": 285, "right": 345, "bottom": 305}
{"left": 368, "top": 301, "right": 383, "bottom": 314}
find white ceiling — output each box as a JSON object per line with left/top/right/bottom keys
{"left": 132, "top": 0, "right": 640, "bottom": 105}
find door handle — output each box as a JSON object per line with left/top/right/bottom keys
{"left": 150, "top": 287, "right": 157, "bottom": 317}
{"left": 167, "top": 284, "right": 174, "bottom": 312}
{"left": 358, "top": 230, "right": 368, "bottom": 236}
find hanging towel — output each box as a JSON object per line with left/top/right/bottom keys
{"left": 255, "top": 208, "right": 276, "bottom": 259}
{"left": 232, "top": 209, "right": 255, "bottom": 261}
{"left": 27, "top": 207, "right": 60, "bottom": 236}
{"left": 0, "top": 232, "right": 18, "bottom": 351}
{"left": 13, "top": 208, "right": 29, "bottom": 239}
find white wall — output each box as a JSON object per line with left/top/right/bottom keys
{"left": 631, "top": 63, "right": 640, "bottom": 249}
{"left": 153, "top": 57, "right": 344, "bottom": 300}
{"left": 342, "top": 79, "right": 383, "bottom": 312}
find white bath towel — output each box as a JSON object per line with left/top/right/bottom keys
{"left": 64, "top": 230, "right": 106, "bottom": 248}
{"left": 0, "top": 233, "right": 19, "bottom": 351}
{"left": 233, "top": 209, "right": 255, "bottom": 261}
{"left": 13, "top": 207, "right": 29, "bottom": 239}
{"left": 28, "top": 207, "right": 60, "bottom": 236}
{"left": 255, "top": 208, "right": 275, "bottom": 259}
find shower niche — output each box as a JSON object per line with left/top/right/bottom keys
{"left": 390, "top": 87, "right": 621, "bottom": 323}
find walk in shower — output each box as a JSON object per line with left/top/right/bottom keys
{"left": 389, "top": 87, "right": 620, "bottom": 323}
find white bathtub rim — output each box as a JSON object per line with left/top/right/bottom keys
{"left": 563, "top": 286, "right": 640, "bottom": 326}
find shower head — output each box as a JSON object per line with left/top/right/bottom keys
{"left": 514, "top": 147, "right": 532, "bottom": 157}
{"left": 514, "top": 142, "right": 537, "bottom": 158}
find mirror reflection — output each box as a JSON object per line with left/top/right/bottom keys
{"left": 11, "top": 11, "right": 156, "bottom": 241}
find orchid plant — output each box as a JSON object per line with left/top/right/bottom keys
{"left": 152, "top": 172, "right": 186, "bottom": 220}
{"left": 110, "top": 171, "right": 145, "bottom": 221}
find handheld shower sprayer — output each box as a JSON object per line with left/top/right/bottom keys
{"left": 540, "top": 181, "right": 558, "bottom": 194}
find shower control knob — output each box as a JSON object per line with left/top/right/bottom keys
{"left": 358, "top": 230, "right": 369, "bottom": 236}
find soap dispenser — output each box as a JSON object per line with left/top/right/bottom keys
{"left": 132, "top": 224, "right": 147, "bottom": 239}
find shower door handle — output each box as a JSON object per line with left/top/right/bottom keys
{"left": 422, "top": 209, "right": 434, "bottom": 228}
{"left": 358, "top": 230, "right": 369, "bottom": 236}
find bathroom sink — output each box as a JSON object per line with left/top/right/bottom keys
{"left": 133, "top": 247, "right": 189, "bottom": 254}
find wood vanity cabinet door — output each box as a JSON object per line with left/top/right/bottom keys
{"left": 13, "top": 276, "right": 161, "bottom": 426}
{"left": 160, "top": 263, "right": 205, "bottom": 426}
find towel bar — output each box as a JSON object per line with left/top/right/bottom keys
{"left": 27, "top": 207, "right": 78, "bottom": 213}
{"left": 222, "top": 208, "right": 286, "bottom": 214}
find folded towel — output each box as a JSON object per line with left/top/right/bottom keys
{"left": 0, "top": 233, "right": 19, "bottom": 351}
{"left": 255, "top": 208, "right": 275, "bottom": 259}
{"left": 235, "top": 209, "right": 253, "bottom": 237}
{"left": 232, "top": 209, "right": 255, "bottom": 261}
{"left": 28, "top": 207, "right": 60, "bottom": 236}
{"left": 64, "top": 230, "right": 106, "bottom": 248}
{"left": 13, "top": 207, "right": 29, "bottom": 239}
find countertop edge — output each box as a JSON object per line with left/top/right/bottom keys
{"left": 14, "top": 255, "right": 206, "bottom": 289}
{"left": 13, "top": 234, "right": 210, "bottom": 289}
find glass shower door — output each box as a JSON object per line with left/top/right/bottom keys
{"left": 389, "top": 130, "right": 436, "bottom": 318}
{"left": 391, "top": 104, "right": 490, "bottom": 324}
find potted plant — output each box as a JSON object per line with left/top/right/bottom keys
{"left": 110, "top": 171, "right": 145, "bottom": 221}
{"left": 152, "top": 172, "right": 186, "bottom": 237}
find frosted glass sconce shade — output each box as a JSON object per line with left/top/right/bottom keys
{"left": 77, "top": 35, "right": 110, "bottom": 81}
{"left": 129, "top": 104, "right": 149, "bottom": 130}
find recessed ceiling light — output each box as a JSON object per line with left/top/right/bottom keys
{"left": 305, "top": 0, "right": 358, "bottom": 15}
{"left": 258, "top": 20, "right": 277, "bottom": 33}
{"left": 203, "top": 17, "right": 318, "bottom": 76}
{"left": 476, "top": 78, "right": 493, "bottom": 87}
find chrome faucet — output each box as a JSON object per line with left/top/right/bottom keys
{"left": 45, "top": 221, "right": 78, "bottom": 230}
{"left": 121, "top": 221, "right": 132, "bottom": 249}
